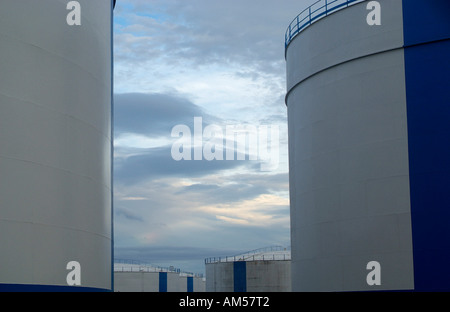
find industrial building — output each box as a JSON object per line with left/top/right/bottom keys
{"left": 0, "top": 0, "right": 114, "bottom": 291}
{"left": 285, "top": 0, "right": 450, "bottom": 291}
{"left": 114, "top": 260, "right": 206, "bottom": 292}
{"left": 205, "top": 246, "right": 291, "bottom": 292}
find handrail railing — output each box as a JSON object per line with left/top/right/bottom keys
{"left": 285, "top": 0, "right": 366, "bottom": 50}
{"left": 114, "top": 259, "right": 204, "bottom": 277}
{"left": 205, "top": 246, "right": 291, "bottom": 264}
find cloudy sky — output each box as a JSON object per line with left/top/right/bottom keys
{"left": 113, "top": 0, "right": 315, "bottom": 274}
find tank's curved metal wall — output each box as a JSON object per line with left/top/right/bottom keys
{"left": 0, "top": 0, "right": 113, "bottom": 291}
{"left": 206, "top": 261, "right": 291, "bottom": 292}
{"left": 286, "top": 0, "right": 414, "bottom": 291}
{"left": 286, "top": 0, "right": 450, "bottom": 292}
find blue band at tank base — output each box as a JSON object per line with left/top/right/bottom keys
{"left": 0, "top": 283, "right": 111, "bottom": 292}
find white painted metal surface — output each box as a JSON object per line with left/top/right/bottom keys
{"left": 286, "top": 0, "right": 414, "bottom": 291}
{"left": 205, "top": 248, "right": 292, "bottom": 292}
{"left": 0, "top": 0, "right": 112, "bottom": 290}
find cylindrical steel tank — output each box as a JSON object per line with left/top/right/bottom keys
{"left": 0, "top": 0, "right": 113, "bottom": 291}
{"left": 205, "top": 247, "right": 291, "bottom": 292}
{"left": 113, "top": 262, "right": 206, "bottom": 292}
{"left": 286, "top": 0, "right": 450, "bottom": 291}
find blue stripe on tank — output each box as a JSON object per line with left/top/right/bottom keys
{"left": 403, "top": 0, "right": 450, "bottom": 292}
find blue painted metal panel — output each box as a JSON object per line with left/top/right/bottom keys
{"left": 233, "top": 261, "right": 247, "bottom": 292}
{"left": 403, "top": 0, "right": 450, "bottom": 292}
{"left": 187, "top": 276, "right": 194, "bottom": 292}
{"left": 159, "top": 272, "right": 168, "bottom": 292}
{"left": 0, "top": 284, "right": 110, "bottom": 292}
{"left": 402, "top": 0, "right": 450, "bottom": 46}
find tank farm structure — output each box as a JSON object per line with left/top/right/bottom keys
{"left": 285, "top": 0, "right": 450, "bottom": 291}
{"left": 0, "top": 0, "right": 114, "bottom": 291}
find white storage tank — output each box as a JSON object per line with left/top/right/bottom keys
{"left": 0, "top": 0, "right": 113, "bottom": 291}
{"left": 205, "top": 246, "right": 291, "bottom": 292}
{"left": 114, "top": 261, "right": 206, "bottom": 292}
{"left": 285, "top": 0, "right": 450, "bottom": 291}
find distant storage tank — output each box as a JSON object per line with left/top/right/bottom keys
{"left": 114, "top": 261, "right": 206, "bottom": 292}
{"left": 0, "top": 0, "right": 113, "bottom": 291}
{"left": 114, "top": 271, "right": 206, "bottom": 293}
{"left": 285, "top": 0, "right": 450, "bottom": 291}
{"left": 205, "top": 247, "right": 291, "bottom": 292}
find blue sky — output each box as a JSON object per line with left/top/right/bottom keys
{"left": 112, "top": 0, "right": 315, "bottom": 274}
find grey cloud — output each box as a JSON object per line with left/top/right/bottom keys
{"left": 114, "top": 145, "right": 254, "bottom": 185}
{"left": 114, "top": 0, "right": 315, "bottom": 73}
{"left": 115, "top": 206, "right": 145, "bottom": 222}
{"left": 114, "top": 92, "right": 215, "bottom": 136}
{"left": 176, "top": 182, "right": 269, "bottom": 205}
{"left": 115, "top": 245, "right": 244, "bottom": 262}
{"left": 113, "top": 92, "right": 274, "bottom": 184}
